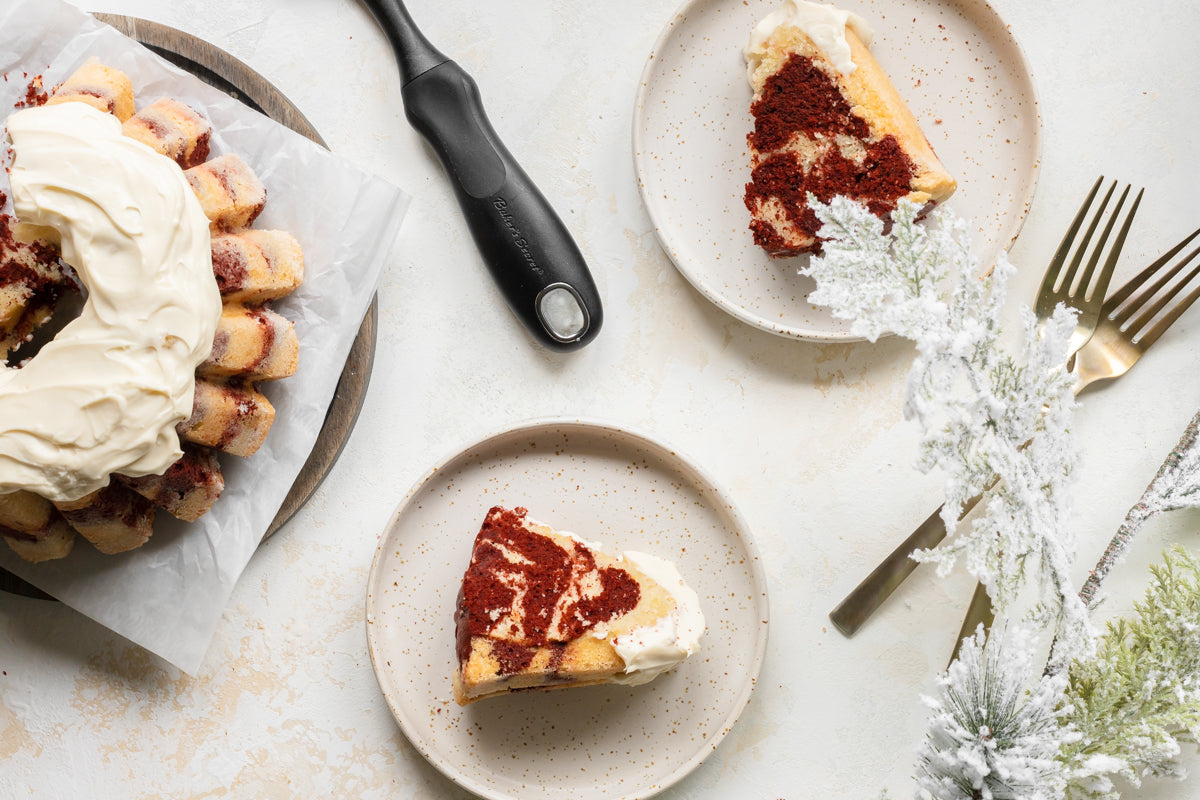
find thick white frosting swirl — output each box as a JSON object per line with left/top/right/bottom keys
{"left": 0, "top": 102, "right": 220, "bottom": 502}
{"left": 747, "top": 0, "right": 875, "bottom": 77}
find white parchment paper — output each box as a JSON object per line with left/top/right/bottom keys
{"left": 0, "top": 0, "right": 411, "bottom": 672}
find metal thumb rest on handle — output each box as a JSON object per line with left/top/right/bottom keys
{"left": 362, "top": 0, "right": 603, "bottom": 351}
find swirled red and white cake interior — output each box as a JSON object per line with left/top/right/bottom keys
{"left": 453, "top": 506, "right": 705, "bottom": 705}
{"left": 743, "top": 0, "right": 956, "bottom": 255}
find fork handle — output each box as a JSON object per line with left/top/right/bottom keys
{"left": 948, "top": 581, "right": 996, "bottom": 666}
{"left": 829, "top": 493, "right": 982, "bottom": 636}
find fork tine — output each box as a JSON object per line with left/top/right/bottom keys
{"left": 1106, "top": 226, "right": 1200, "bottom": 322}
{"left": 1140, "top": 278, "right": 1200, "bottom": 350}
{"left": 1114, "top": 244, "right": 1200, "bottom": 325}
{"left": 1127, "top": 249, "right": 1200, "bottom": 349}
{"left": 1082, "top": 187, "right": 1141, "bottom": 303}
{"left": 1061, "top": 181, "right": 1117, "bottom": 291}
{"left": 1099, "top": 227, "right": 1200, "bottom": 311}
{"left": 1041, "top": 176, "right": 1105, "bottom": 298}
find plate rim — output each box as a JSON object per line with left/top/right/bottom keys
{"left": 631, "top": 0, "right": 1044, "bottom": 342}
{"left": 365, "top": 415, "right": 771, "bottom": 800}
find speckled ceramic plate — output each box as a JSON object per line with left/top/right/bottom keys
{"left": 366, "top": 419, "right": 769, "bottom": 800}
{"left": 633, "top": 0, "right": 1041, "bottom": 341}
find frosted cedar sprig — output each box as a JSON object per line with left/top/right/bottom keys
{"left": 1061, "top": 546, "right": 1200, "bottom": 798}
{"left": 804, "top": 198, "right": 1200, "bottom": 798}
{"left": 1059, "top": 413, "right": 1200, "bottom": 796}
{"left": 910, "top": 378, "right": 1200, "bottom": 798}
{"left": 804, "top": 197, "right": 1087, "bottom": 647}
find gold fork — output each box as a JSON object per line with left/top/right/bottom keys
{"left": 949, "top": 221, "right": 1200, "bottom": 659}
{"left": 1072, "top": 228, "right": 1200, "bottom": 391}
{"left": 1038, "top": 178, "right": 1137, "bottom": 352}
{"left": 828, "top": 178, "right": 1141, "bottom": 637}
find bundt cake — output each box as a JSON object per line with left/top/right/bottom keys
{"left": 1, "top": 61, "right": 305, "bottom": 562}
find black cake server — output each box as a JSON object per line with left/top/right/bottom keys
{"left": 361, "top": 0, "right": 602, "bottom": 351}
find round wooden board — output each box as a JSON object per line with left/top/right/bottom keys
{"left": 0, "top": 15, "right": 378, "bottom": 599}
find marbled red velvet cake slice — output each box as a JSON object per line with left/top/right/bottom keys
{"left": 744, "top": 0, "right": 956, "bottom": 255}
{"left": 453, "top": 506, "right": 705, "bottom": 705}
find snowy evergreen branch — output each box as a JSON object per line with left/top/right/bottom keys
{"left": 917, "top": 549, "right": 1200, "bottom": 800}
{"left": 805, "top": 197, "right": 1085, "bottom": 643}
{"left": 805, "top": 198, "right": 1200, "bottom": 799}
{"left": 916, "top": 625, "right": 1074, "bottom": 800}
{"left": 910, "top": 400, "right": 1200, "bottom": 799}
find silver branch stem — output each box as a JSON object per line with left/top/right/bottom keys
{"left": 1079, "top": 409, "right": 1200, "bottom": 609}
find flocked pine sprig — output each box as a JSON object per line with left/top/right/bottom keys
{"left": 817, "top": 199, "right": 1200, "bottom": 798}
{"left": 805, "top": 197, "right": 1085, "bottom": 640}
{"left": 914, "top": 413, "right": 1200, "bottom": 800}
{"left": 916, "top": 547, "right": 1200, "bottom": 800}
{"left": 916, "top": 625, "right": 1074, "bottom": 800}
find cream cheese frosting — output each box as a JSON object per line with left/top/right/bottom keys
{"left": 609, "top": 550, "right": 706, "bottom": 685}
{"left": 557, "top": 526, "right": 705, "bottom": 683}
{"left": 746, "top": 0, "right": 874, "bottom": 79}
{"left": 0, "top": 101, "right": 220, "bottom": 502}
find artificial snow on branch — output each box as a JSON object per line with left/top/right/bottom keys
{"left": 805, "top": 197, "right": 1085, "bottom": 643}
{"left": 806, "top": 199, "right": 1200, "bottom": 798}
{"left": 1062, "top": 547, "right": 1200, "bottom": 798}
{"left": 916, "top": 625, "right": 1073, "bottom": 800}
{"left": 915, "top": 547, "right": 1200, "bottom": 800}
{"left": 917, "top": 546, "right": 1200, "bottom": 800}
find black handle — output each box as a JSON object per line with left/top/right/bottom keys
{"left": 360, "top": 0, "right": 446, "bottom": 84}
{"left": 363, "top": 0, "right": 603, "bottom": 351}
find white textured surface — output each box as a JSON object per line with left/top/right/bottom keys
{"left": 3, "top": 0, "right": 1200, "bottom": 797}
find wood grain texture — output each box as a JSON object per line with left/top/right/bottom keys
{"left": 0, "top": 15, "right": 378, "bottom": 598}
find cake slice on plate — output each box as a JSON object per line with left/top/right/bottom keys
{"left": 453, "top": 506, "right": 705, "bottom": 705}
{"left": 743, "top": 0, "right": 956, "bottom": 255}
